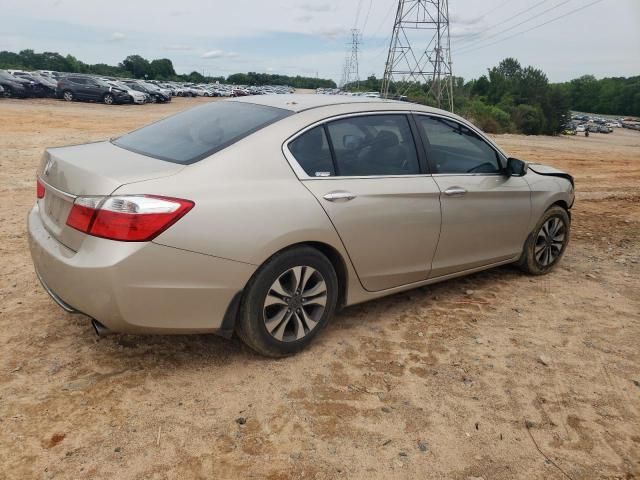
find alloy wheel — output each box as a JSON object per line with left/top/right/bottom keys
{"left": 104, "top": 94, "right": 114, "bottom": 105}
{"left": 263, "top": 266, "right": 328, "bottom": 342}
{"left": 534, "top": 216, "right": 566, "bottom": 267}
{"left": 63, "top": 91, "right": 73, "bottom": 101}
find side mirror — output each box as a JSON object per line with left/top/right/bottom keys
{"left": 506, "top": 157, "right": 528, "bottom": 177}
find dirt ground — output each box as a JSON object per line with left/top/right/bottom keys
{"left": 0, "top": 97, "right": 638, "bottom": 480}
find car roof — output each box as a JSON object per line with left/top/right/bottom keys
{"left": 229, "top": 93, "right": 466, "bottom": 125}
{"left": 229, "top": 93, "right": 415, "bottom": 113}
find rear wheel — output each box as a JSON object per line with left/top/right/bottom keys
{"left": 517, "top": 206, "right": 570, "bottom": 275}
{"left": 236, "top": 246, "right": 338, "bottom": 357}
{"left": 62, "top": 90, "right": 73, "bottom": 101}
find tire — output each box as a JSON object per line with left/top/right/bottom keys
{"left": 103, "top": 93, "right": 115, "bottom": 105}
{"left": 149, "top": 95, "right": 157, "bottom": 104}
{"left": 517, "top": 205, "right": 570, "bottom": 275}
{"left": 62, "top": 90, "right": 73, "bottom": 102}
{"left": 236, "top": 246, "right": 339, "bottom": 357}
{"left": 3, "top": 86, "right": 12, "bottom": 98}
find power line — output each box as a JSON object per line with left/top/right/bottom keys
{"left": 456, "top": 0, "right": 605, "bottom": 56}
{"left": 354, "top": 0, "right": 364, "bottom": 28}
{"left": 473, "top": 0, "right": 514, "bottom": 21}
{"left": 455, "top": 0, "right": 549, "bottom": 47}
{"left": 360, "top": 0, "right": 374, "bottom": 34}
{"left": 366, "top": 0, "right": 398, "bottom": 40}
{"left": 456, "top": 0, "right": 573, "bottom": 53}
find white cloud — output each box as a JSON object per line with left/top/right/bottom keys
{"left": 296, "top": 15, "right": 314, "bottom": 23}
{"left": 299, "top": 3, "right": 334, "bottom": 13}
{"left": 165, "top": 44, "right": 194, "bottom": 51}
{"left": 313, "top": 25, "right": 349, "bottom": 39}
{"left": 202, "top": 49, "right": 224, "bottom": 59}
{"left": 109, "top": 31, "right": 126, "bottom": 42}
{"left": 202, "top": 49, "right": 239, "bottom": 59}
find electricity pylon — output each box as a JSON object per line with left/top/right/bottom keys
{"left": 341, "top": 29, "right": 361, "bottom": 90}
{"left": 381, "top": 0, "right": 454, "bottom": 111}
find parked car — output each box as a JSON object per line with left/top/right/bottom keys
{"left": 124, "top": 81, "right": 170, "bottom": 103}
{"left": 599, "top": 124, "right": 612, "bottom": 133}
{"left": 576, "top": 125, "right": 586, "bottom": 133}
{"left": 106, "top": 80, "right": 147, "bottom": 104}
{"left": 56, "top": 75, "right": 131, "bottom": 104}
{"left": 14, "top": 72, "right": 57, "bottom": 97}
{"left": 0, "top": 69, "right": 33, "bottom": 98}
{"left": 28, "top": 95, "right": 574, "bottom": 357}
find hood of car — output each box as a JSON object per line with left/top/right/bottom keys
{"left": 528, "top": 163, "right": 574, "bottom": 187}
{"left": 10, "top": 76, "right": 32, "bottom": 86}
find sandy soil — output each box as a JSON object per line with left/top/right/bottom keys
{"left": 0, "top": 98, "right": 638, "bottom": 480}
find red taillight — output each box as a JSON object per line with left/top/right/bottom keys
{"left": 36, "top": 178, "right": 45, "bottom": 199}
{"left": 66, "top": 195, "right": 194, "bottom": 242}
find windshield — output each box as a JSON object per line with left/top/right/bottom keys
{"left": 113, "top": 101, "right": 292, "bottom": 164}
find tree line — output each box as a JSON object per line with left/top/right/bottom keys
{"left": 347, "top": 58, "right": 639, "bottom": 135}
{"left": 0, "top": 49, "right": 337, "bottom": 89}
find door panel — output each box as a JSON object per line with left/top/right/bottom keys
{"left": 430, "top": 175, "right": 531, "bottom": 277}
{"left": 303, "top": 177, "right": 441, "bottom": 291}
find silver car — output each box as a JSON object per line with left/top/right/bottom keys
{"left": 28, "top": 95, "right": 574, "bottom": 356}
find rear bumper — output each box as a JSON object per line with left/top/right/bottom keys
{"left": 27, "top": 205, "right": 255, "bottom": 335}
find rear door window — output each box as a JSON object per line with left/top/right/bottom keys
{"left": 113, "top": 101, "right": 292, "bottom": 164}
{"left": 326, "top": 115, "right": 420, "bottom": 176}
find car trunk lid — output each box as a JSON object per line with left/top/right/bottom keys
{"left": 37, "top": 141, "right": 184, "bottom": 251}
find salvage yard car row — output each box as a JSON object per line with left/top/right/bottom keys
{"left": 0, "top": 69, "right": 295, "bottom": 105}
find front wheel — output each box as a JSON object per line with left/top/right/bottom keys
{"left": 103, "top": 93, "right": 115, "bottom": 105}
{"left": 236, "top": 247, "right": 339, "bottom": 357}
{"left": 62, "top": 90, "right": 73, "bottom": 101}
{"left": 517, "top": 206, "right": 570, "bottom": 275}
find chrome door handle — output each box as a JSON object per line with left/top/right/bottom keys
{"left": 323, "top": 191, "right": 356, "bottom": 202}
{"left": 443, "top": 186, "right": 467, "bottom": 197}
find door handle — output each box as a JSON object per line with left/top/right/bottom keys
{"left": 323, "top": 191, "right": 356, "bottom": 202}
{"left": 443, "top": 186, "right": 467, "bottom": 197}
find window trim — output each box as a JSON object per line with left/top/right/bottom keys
{"left": 282, "top": 111, "right": 428, "bottom": 180}
{"left": 411, "top": 112, "right": 508, "bottom": 176}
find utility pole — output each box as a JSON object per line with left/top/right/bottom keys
{"left": 341, "top": 28, "right": 361, "bottom": 90}
{"left": 381, "top": 0, "right": 454, "bottom": 111}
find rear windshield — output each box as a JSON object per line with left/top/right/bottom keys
{"left": 113, "top": 101, "right": 292, "bottom": 164}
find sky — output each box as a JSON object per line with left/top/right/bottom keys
{"left": 1, "top": 0, "right": 639, "bottom": 84}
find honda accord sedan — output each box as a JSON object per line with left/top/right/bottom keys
{"left": 28, "top": 95, "right": 574, "bottom": 356}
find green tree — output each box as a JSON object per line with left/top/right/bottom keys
{"left": 149, "top": 59, "right": 176, "bottom": 79}
{"left": 119, "top": 55, "right": 150, "bottom": 78}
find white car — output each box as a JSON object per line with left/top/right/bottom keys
{"left": 108, "top": 81, "right": 146, "bottom": 104}
{"left": 576, "top": 125, "right": 586, "bottom": 133}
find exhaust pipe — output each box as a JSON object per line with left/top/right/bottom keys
{"left": 91, "top": 319, "right": 113, "bottom": 337}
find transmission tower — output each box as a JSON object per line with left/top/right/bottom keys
{"left": 381, "top": 0, "right": 454, "bottom": 111}
{"left": 341, "top": 29, "right": 361, "bottom": 90}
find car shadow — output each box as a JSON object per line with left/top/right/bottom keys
{"left": 75, "top": 264, "right": 527, "bottom": 368}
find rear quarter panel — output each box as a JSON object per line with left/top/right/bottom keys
{"left": 112, "top": 115, "right": 351, "bottom": 268}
